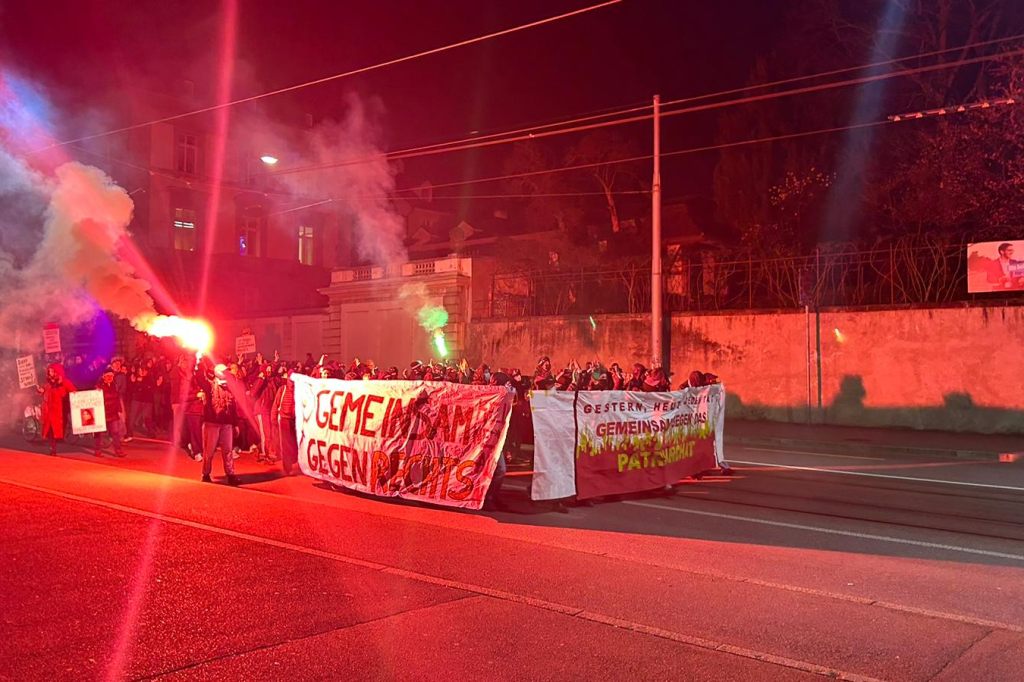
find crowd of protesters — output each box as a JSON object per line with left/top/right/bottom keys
{"left": 31, "top": 345, "right": 724, "bottom": 506}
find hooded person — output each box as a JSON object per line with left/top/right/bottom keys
{"left": 38, "top": 363, "right": 76, "bottom": 455}
{"left": 609, "top": 363, "right": 626, "bottom": 390}
{"left": 404, "top": 361, "right": 425, "bottom": 381}
{"left": 196, "top": 364, "right": 240, "bottom": 485}
{"left": 272, "top": 370, "right": 299, "bottom": 475}
{"left": 94, "top": 368, "right": 125, "bottom": 458}
{"left": 589, "top": 365, "right": 612, "bottom": 391}
{"left": 250, "top": 362, "right": 279, "bottom": 464}
{"left": 642, "top": 367, "right": 669, "bottom": 392}
{"left": 471, "top": 364, "right": 490, "bottom": 386}
{"left": 533, "top": 370, "right": 556, "bottom": 391}
{"left": 626, "top": 363, "right": 647, "bottom": 391}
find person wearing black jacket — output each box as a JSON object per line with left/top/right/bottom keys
{"left": 94, "top": 369, "right": 125, "bottom": 457}
{"left": 126, "top": 364, "right": 156, "bottom": 439}
{"left": 197, "top": 364, "right": 239, "bottom": 485}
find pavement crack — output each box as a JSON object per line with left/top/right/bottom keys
{"left": 927, "top": 628, "right": 994, "bottom": 681}
{"left": 134, "top": 594, "right": 478, "bottom": 681}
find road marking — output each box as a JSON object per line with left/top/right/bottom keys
{"left": 740, "top": 447, "right": 886, "bottom": 461}
{"left": 626, "top": 500, "right": 1024, "bottom": 562}
{"left": 499, "top": 482, "right": 1024, "bottom": 630}
{"left": 729, "top": 459, "right": 1024, "bottom": 492}
{"left": 0, "top": 477, "right": 877, "bottom": 682}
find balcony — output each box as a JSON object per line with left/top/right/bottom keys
{"left": 330, "top": 256, "right": 472, "bottom": 284}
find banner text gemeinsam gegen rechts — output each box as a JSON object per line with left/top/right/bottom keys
{"left": 292, "top": 374, "right": 514, "bottom": 510}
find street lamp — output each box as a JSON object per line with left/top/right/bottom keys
{"left": 260, "top": 155, "right": 279, "bottom": 165}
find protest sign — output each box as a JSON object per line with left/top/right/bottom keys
{"left": 531, "top": 385, "right": 725, "bottom": 500}
{"left": 43, "top": 324, "right": 61, "bottom": 354}
{"left": 235, "top": 334, "right": 257, "bottom": 356}
{"left": 17, "top": 356, "right": 37, "bottom": 389}
{"left": 292, "top": 375, "right": 514, "bottom": 510}
{"left": 70, "top": 390, "right": 107, "bottom": 435}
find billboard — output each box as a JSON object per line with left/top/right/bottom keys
{"left": 967, "top": 240, "right": 1024, "bottom": 293}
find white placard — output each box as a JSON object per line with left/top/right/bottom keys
{"left": 70, "top": 390, "right": 107, "bottom": 435}
{"left": 16, "top": 355, "right": 37, "bottom": 389}
{"left": 43, "top": 325, "right": 61, "bottom": 354}
{"left": 235, "top": 334, "right": 257, "bottom": 356}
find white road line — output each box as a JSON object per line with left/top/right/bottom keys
{"left": 729, "top": 459, "right": 1024, "bottom": 492}
{"left": 0, "top": 477, "right": 878, "bottom": 682}
{"left": 626, "top": 500, "right": 1024, "bottom": 562}
{"left": 740, "top": 447, "right": 886, "bottom": 461}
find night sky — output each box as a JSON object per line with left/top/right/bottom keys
{"left": 1, "top": 1, "right": 783, "bottom": 197}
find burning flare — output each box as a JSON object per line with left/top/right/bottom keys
{"left": 135, "top": 314, "right": 214, "bottom": 355}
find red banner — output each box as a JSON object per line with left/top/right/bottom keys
{"left": 573, "top": 387, "right": 723, "bottom": 500}
{"left": 292, "top": 375, "right": 513, "bottom": 510}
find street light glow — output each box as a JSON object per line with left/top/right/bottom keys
{"left": 260, "top": 155, "right": 279, "bottom": 165}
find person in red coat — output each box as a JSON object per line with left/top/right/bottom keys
{"left": 37, "top": 363, "right": 76, "bottom": 455}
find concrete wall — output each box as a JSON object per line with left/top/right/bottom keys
{"left": 467, "top": 306, "right": 1024, "bottom": 434}
{"left": 217, "top": 311, "right": 327, "bottom": 361}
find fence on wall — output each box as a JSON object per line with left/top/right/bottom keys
{"left": 480, "top": 238, "right": 1015, "bottom": 318}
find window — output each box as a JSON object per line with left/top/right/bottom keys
{"left": 173, "top": 208, "right": 197, "bottom": 251}
{"left": 175, "top": 133, "right": 198, "bottom": 174}
{"left": 298, "top": 225, "right": 315, "bottom": 265}
{"left": 238, "top": 208, "right": 263, "bottom": 257}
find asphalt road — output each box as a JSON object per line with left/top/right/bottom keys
{"left": 1, "top": 436, "right": 1023, "bottom": 681}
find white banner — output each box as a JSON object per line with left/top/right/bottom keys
{"left": 16, "top": 356, "right": 37, "bottom": 389}
{"left": 70, "top": 390, "right": 107, "bottom": 435}
{"left": 292, "top": 375, "right": 514, "bottom": 510}
{"left": 235, "top": 334, "right": 257, "bottom": 356}
{"left": 529, "top": 390, "right": 577, "bottom": 501}
{"left": 530, "top": 385, "right": 726, "bottom": 501}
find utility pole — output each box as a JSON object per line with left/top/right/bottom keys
{"left": 651, "top": 94, "right": 663, "bottom": 368}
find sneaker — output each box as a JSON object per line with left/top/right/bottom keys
{"left": 123, "top": 436, "right": 134, "bottom": 443}
{"left": 249, "top": 445, "right": 259, "bottom": 454}
{"left": 192, "top": 453, "right": 203, "bottom": 462}
{"left": 226, "top": 475, "right": 240, "bottom": 486}
{"left": 232, "top": 448, "right": 241, "bottom": 460}
{"left": 201, "top": 474, "right": 212, "bottom": 483}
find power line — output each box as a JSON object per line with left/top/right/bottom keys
{"left": 33, "top": 0, "right": 622, "bottom": 151}
{"left": 61, "top": 35, "right": 1024, "bottom": 215}
{"left": 659, "top": 31, "right": 1024, "bottom": 110}
{"left": 273, "top": 92, "right": 1013, "bottom": 216}
{"left": 270, "top": 189, "right": 646, "bottom": 214}
{"left": 271, "top": 35, "right": 1024, "bottom": 177}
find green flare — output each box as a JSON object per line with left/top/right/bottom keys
{"left": 418, "top": 306, "right": 448, "bottom": 331}
{"left": 433, "top": 331, "right": 448, "bottom": 357}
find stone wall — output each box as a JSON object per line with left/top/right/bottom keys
{"left": 467, "top": 306, "right": 1024, "bottom": 434}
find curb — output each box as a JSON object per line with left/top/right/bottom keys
{"left": 724, "top": 435, "right": 1006, "bottom": 462}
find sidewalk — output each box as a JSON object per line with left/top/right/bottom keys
{"left": 724, "top": 419, "right": 1024, "bottom": 461}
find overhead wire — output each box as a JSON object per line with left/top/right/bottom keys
{"left": 270, "top": 33, "right": 1024, "bottom": 177}
{"left": 32, "top": 0, "right": 623, "bottom": 151}
{"left": 58, "top": 32, "right": 1024, "bottom": 216}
